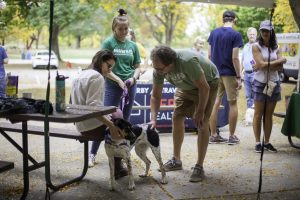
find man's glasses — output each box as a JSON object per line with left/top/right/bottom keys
{"left": 153, "top": 66, "right": 165, "bottom": 72}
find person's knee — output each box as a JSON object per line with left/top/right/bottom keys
{"left": 228, "top": 100, "right": 237, "bottom": 107}
{"left": 253, "top": 112, "right": 262, "bottom": 121}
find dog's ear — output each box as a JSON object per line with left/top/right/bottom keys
{"left": 113, "top": 118, "right": 133, "bottom": 130}
{"left": 131, "top": 125, "right": 143, "bottom": 138}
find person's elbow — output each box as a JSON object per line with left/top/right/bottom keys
{"left": 232, "top": 56, "right": 240, "bottom": 64}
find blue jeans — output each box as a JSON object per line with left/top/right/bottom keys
{"left": 90, "top": 79, "right": 137, "bottom": 155}
{"left": 244, "top": 72, "right": 254, "bottom": 108}
{"left": 0, "top": 77, "right": 6, "bottom": 97}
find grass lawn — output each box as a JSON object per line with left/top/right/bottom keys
{"left": 6, "top": 48, "right": 99, "bottom": 60}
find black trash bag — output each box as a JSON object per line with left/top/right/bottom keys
{"left": 0, "top": 97, "right": 53, "bottom": 116}
{"left": 21, "top": 97, "right": 53, "bottom": 114}
{"left": 0, "top": 97, "right": 26, "bottom": 115}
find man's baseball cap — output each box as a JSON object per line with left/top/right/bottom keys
{"left": 259, "top": 20, "right": 274, "bottom": 31}
{"left": 223, "top": 11, "right": 236, "bottom": 19}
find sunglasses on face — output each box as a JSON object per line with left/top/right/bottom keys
{"left": 105, "top": 61, "right": 114, "bottom": 69}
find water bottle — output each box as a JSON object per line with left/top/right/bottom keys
{"left": 55, "top": 72, "right": 68, "bottom": 112}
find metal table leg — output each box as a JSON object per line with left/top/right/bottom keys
{"left": 21, "top": 121, "right": 29, "bottom": 200}
{"left": 45, "top": 140, "right": 89, "bottom": 191}
{"left": 288, "top": 136, "right": 300, "bottom": 149}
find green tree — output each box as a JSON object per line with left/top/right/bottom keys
{"left": 289, "top": 0, "right": 300, "bottom": 30}
{"left": 0, "top": 0, "right": 32, "bottom": 44}
{"left": 274, "top": 0, "right": 299, "bottom": 33}
{"left": 234, "top": 7, "right": 270, "bottom": 42}
{"left": 28, "top": 0, "right": 97, "bottom": 61}
{"left": 60, "top": 8, "right": 107, "bottom": 49}
{"left": 137, "top": 0, "right": 190, "bottom": 46}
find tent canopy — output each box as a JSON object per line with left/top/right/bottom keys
{"left": 179, "top": 0, "right": 275, "bottom": 8}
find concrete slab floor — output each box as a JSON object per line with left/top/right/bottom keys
{"left": 0, "top": 121, "right": 300, "bottom": 200}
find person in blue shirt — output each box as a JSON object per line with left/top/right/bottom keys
{"left": 208, "top": 10, "right": 243, "bottom": 145}
{"left": 241, "top": 27, "right": 257, "bottom": 109}
{"left": 0, "top": 46, "right": 8, "bottom": 97}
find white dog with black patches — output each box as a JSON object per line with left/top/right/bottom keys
{"left": 104, "top": 118, "right": 167, "bottom": 191}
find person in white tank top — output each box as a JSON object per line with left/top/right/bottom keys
{"left": 251, "top": 20, "right": 287, "bottom": 153}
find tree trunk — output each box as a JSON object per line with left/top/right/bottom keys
{"left": 76, "top": 35, "right": 81, "bottom": 49}
{"left": 289, "top": 0, "right": 300, "bottom": 30}
{"left": 35, "top": 28, "right": 42, "bottom": 49}
{"left": 52, "top": 24, "right": 62, "bottom": 61}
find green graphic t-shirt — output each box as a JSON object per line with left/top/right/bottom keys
{"left": 153, "top": 50, "right": 219, "bottom": 90}
{"left": 101, "top": 36, "right": 141, "bottom": 81}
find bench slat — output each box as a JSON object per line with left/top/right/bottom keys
{"left": 273, "top": 112, "right": 286, "bottom": 118}
{"left": 0, "top": 160, "right": 14, "bottom": 173}
{"left": 0, "top": 122, "right": 83, "bottom": 140}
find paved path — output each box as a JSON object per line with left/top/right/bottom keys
{"left": 0, "top": 121, "right": 299, "bottom": 200}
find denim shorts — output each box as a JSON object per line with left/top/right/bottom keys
{"left": 252, "top": 79, "right": 281, "bottom": 102}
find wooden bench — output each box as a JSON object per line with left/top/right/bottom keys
{"left": 0, "top": 121, "right": 91, "bottom": 190}
{"left": 0, "top": 122, "right": 88, "bottom": 140}
{"left": 0, "top": 160, "right": 14, "bottom": 173}
{"left": 273, "top": 111, "right": 286, "bottom": 118}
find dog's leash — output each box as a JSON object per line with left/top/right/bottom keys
{"left": 120, "top": 80, "right": 131, "bottom": 111}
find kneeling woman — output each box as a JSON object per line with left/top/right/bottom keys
{"left": 71, "top": 50, "right": 126, "bottom": 176}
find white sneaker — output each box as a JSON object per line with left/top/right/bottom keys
{"left": 244, "top": 108, "right": 254, "bottom": 126}
{"left": 88, "top": 154, "right": 96, "bottom": 168}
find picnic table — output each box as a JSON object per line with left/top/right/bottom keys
{"left": 0, "top": 104, "right": 116, "bottom": 199}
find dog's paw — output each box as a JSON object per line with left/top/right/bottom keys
{"left": 139, "top": 173, "right": 148, "bottom": 178}
{"left": 160, "top": 178, "right": 168, "bottom": 184}
{"left": 128, "top": 183, "right": 135, "bottom": 191}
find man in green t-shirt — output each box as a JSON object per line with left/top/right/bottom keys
{"left": 149, "top": 45, "right": 219, "bottom": 182}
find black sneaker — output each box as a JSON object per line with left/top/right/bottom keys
{"left": 255, "top": 143, "right": 262, "bottom": 153}
{"left": 264, "top": 143, "right": 277, "bottom": 153}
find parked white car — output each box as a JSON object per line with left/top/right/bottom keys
{"left": 32, "top": 50, "right": 59, "bottom": 69}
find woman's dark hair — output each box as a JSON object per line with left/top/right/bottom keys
{"left": 112, "top": 9, "right": 129, "bottom": 31}
{"left": 88, "top": 49, "right": 116, "bottom": 74}
{"left": 257, "top": 29, "right": 278, "bottom": 50}
{"left": 150, "top": 45, "right": 177, "bottom": 66}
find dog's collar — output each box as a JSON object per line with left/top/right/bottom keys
{"left": 105, "top": 132, "right": 128, "bottom": 147}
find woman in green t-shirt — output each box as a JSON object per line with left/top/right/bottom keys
{"left": 89, "top": 9, "right": 141, "bottom": 178}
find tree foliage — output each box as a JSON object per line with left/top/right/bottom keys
{"left": 274, "top": 0, "right": 299, "bottom": 33}
{"left": 137, "top": 0, "right": 190, "bottom": 46}
{"left": 0, "top": 0, "right": 37, "bottom": 44}
{"left": 1, "top": 0, "right": 299, "bottom": 56}
{"left": 234, "top": 7, "right": 270, "bottom": 42}
{"left": 27, "top": 0, "right": 97, "bottom": 60}
{"left": 289, "top": 0, "right": 300, "bottom": 30}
